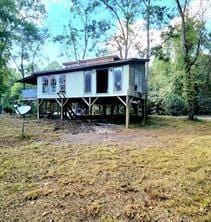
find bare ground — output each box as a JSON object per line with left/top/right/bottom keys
{"left": 0, "top": 115, "right": 211, "bottom": 222}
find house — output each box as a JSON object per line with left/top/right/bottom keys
{"left": 19, "top": 55, "right": 148, "bottom": 128}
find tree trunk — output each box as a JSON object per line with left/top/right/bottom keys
{"left": 188, "top": 101, "right": 195, "bottom": 120}
{"left": 184, "top": 60, "right": 195, "bottom": 120}
{"left": 143, "top": 0, "right": 150, "bottom": 125}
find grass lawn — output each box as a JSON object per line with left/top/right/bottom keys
{"left": 0, "top": 115, "right": 210, "bottom": 222}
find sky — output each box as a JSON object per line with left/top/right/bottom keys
{"left": 41, "top": 0, "right": 72, "bottom": 64}
{"left": 40, "top": 0, "right": 211, "bottom": 66}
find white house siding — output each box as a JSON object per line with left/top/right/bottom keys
{"left": 37, "top": 64, "right": 130, "bottom": 99}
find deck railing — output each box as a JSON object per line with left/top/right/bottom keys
{"left": 22, "top": 88, "right": 37, "bottom": 100}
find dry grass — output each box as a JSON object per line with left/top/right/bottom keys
{"left": 0, "top": 115, "right": 210, "bottom": 222}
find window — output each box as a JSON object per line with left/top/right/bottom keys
{"left": 113, "top": 67, "right": 122, "bottom": 91}
{"left": 84, "top": 71, "right": 92, "bottom": 93}
{"left": 50, "top": 76, "right": 57, "bottom": 93}
{"left": 59, "top": 75, "right": 66, "bottom": 92}
{"left": 134, "top": 65, "right": 142, "bottom": 92}
{"left": 42, "top": 77, "right": 49, "bottom": 93}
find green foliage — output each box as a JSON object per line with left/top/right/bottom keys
{"left": 0, "top": 0, "right": 46, "bottom": 99}
{"left": 1, "top": 70, "right": 22, "bottom": 110}
{"left": 12, "top": 1, "right": 47, "bottom": 76}
{"left": 164, "top": 93, "right": 186, "bottom": 116}
{"left": 197, "top": 95, "right": 211, "bottom": 115}
{"left": 194, "top": 54, "right": 211, "bottom": 114}
{"left": 149, "top": 12, "right": 210, "bottom": 116}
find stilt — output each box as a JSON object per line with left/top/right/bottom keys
{"left": 61, "top": 98, "right": 64, "bottom": 120}
{"left": 37, "top": 99, "right": 40, "bottom": 119}
{"left": 126, "top": 95, "right": 130, "bottom": 128}
{"left": 143, "top": 98, "right": 147, "bottom": 125}
{"left": 88, "top": 97, "right": 91, "bottom": 116}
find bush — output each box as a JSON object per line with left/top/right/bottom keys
{"left": 3, "top": 105, "right": 13, "bottom": 114}
{"left": 196, "top": 95, "right": 211, "bottom": 115}
{"left": 148, "top": 90, "right": 166, "bottom": 115}
{"left": 164, "top": 94, "right": 186, "bottom": 116}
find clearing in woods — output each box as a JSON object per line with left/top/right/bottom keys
{"left": 0, "top": 115, "right": 211, "bottom": 221}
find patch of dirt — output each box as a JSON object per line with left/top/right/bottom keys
{"left": 49, "top": 120, "right": 163, "bottom": 147}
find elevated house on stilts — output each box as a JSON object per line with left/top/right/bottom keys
{"left": 18, "top": 55, "right": 148, "bottom": 128}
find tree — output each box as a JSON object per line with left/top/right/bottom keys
{"left": 0, "top": 0, "right": 46, "bottom": 96}
{"left": 12, "top": 25, "right": 48, "bottom": 80}
{"left": 195, "top": 53, "right": 211, "bottom": 114}
{"left": 55, "top": 0, "right": 109, "bottom": 60}
{"left": 100, "top": 0, "right": 141, "bottom": 59}
{"left": 11, "top": 0, "right": 47, "bottom": 80}
{"left": 0, "top": 0, "right": 17, "bottom": 98}
{"left": 1, "top": 69, "right": 22, "bottom": 111}
{"left": 149, "top": 7, "right": 211, "bottom": 117}
{"left": 43, "top": 61, "right": 62, "bottom": 71}
{"left": 174, "top": 0, "right": 207, "bottom": 120}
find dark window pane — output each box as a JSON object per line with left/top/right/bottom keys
{"left": 84, "top": 71, "right": 92, "bottom": 93}
{"left": 50, "top": 77, "right": 57, "bottom": 92}
{"left": 59, "top": 75, "right": 66, "bottom": 92}
{"left": 42, "top": 77, "right": 48, "bottom": 93}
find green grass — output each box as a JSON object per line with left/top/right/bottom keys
{"left": 0, "top": 115, "right": 211, "bottom": 221}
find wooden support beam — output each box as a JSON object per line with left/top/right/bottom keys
{"left": 126, "top": 95, "right": 130, "bottom": 128}
{"left": 82, "top": 97, "right": 89, "bottom": 107}
{"left": 129, "top": 97, "right": 134, "bottom": 103}
{"left": 37, "top": 99, "right": 40, "bottom": 119}
{"left": 117, "top": 96, "right": 126, "bottom": 107}
{"left": 63, "top": 98, "right": 69, "bottom": 107}
{"left": 55, "top": 98, "right": 62, "bottom": 107}
{"left": 37, "top": 99, "right": 44, "bottom": 119}
{"left": 82, "top": 97, "right": 98, "bottom": 116}
{"left": 131, "top": 101, "right": 138, "bottom": 104}
{"left": 39, "top": 99, "right": 44, "bottom": 106}
{"left": 61, "top": 98, "right": 64, "bottom": 120}
{"left": 88, "top": 97, "right": 91, "bottom": 115}
{"left": 55, "top": 98, "right": 66, "bottom": 120}
{"left": 143, "top": 98, "right": 147, "bottom": 125}
{"left": 91, "top": 97, "right": 98, "bottom": 106}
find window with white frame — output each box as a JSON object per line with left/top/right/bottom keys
{"left": 42, "top": 76, "right": 49, "bottom": 93}
{"left": 113, "top": 67, "right": 122, "bottom": 91}
{"left": 59, "top": 75, "right": 66, "bottom": 92}
{"left": 84, "top": 71, "right": 92, "bottom": 93}
{"left": 50, "top": 76, "right": 57, "bottom": 93}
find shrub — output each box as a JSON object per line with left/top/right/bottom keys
{"left": 164, "top": 94, "right": 186, "bottom": 116}
{"left": 3, "top": 105, "right": 13, "bottom": 115}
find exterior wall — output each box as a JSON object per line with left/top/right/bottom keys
{"left": 37, "top": 65, "right": 130, "bottom": 99}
